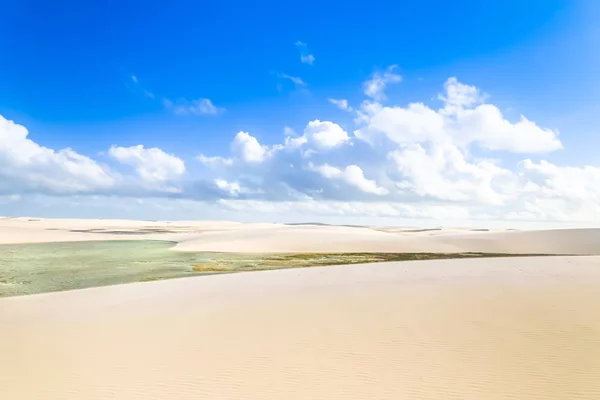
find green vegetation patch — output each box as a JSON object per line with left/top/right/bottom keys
{"left": 0, "top": 241, "right": 552, "bottom": 298}
{"left": 209, "top": 252, "right": 550, "bottom": 270}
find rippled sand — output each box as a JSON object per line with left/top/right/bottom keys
{"left": 2, "top": 256, "right": 600, "bottom": 399}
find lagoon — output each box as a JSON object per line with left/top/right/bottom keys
{"left": 0, "top": 240, "right": 533, "bottom": 297}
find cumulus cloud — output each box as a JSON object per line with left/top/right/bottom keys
{"left": 197, "top": 154, "right": 233, "bottom": 168}
{"left": 282, "top": 134, "right": 308, "bottom": 150}
{"left": 439, "top": 77, "right": 485, "bottom": 110}
{"left": 309, "top": 163, "right": 389, "bottom": 195}
{"left": 304, "top": 120, "right": 350, "bottom": 149}
{"left": 231, "top": 131, "right": 269, "bottom": 163}
{"left": 191, "top": 77, "right": 588, "bottom": 222}
{"left": 363, "top": 65, "right": 402, "bottom": 101}
{"left": 329, "top": 98, "right": 352, "bottom": 111}
{"left": 214, "top": 179, "right": 242, "bottom": 197}
{"left": 215, "top": 120, "right": 349, "bottom": 168}
{"left": 0, "top": 115, "right": 116, "bottom": 195}
{"left": 355, "top": 77, "right": 561, "bottom": 153}
{"left": 3, "top": 73, "right": 598, "bottom": 224}
{"left": 108, "top": 145, "right": 186, "bottom": 183}
{"left": 388, "top": 143, "right": 513, "bottom": 205}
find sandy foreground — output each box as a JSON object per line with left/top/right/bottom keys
{"left": 2, "top": 217, "right": 600, "bottom": 399}
{"left": 1, "top": 256, "right": 600, "bottom": 399}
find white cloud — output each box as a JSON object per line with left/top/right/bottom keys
{"left": 453, "top": 105, "right": 562, "bottom": 153}
{"left": 295, "top": 41, "right": 315, "bottom": 65}
{"left": 109, "top": 145, "right": 185, "bottom": 182}
{"left": 343, "top": 165, "right": 389, "bottom": 195}
{"left": 280, "top": 126, "right": 309, "bottom": 151}
{"left": 214, "top": 179, "right": 242, "bottom": 197}
{"left": 219, "top": 121, "right": 349, "bottom": 167}
{"left": 0, "top": 115, "right": 116, "bottom": 195}
{"left": 355, "top": 77, "right": 561, "bottom": 153}
{"left": 281, "top": 73, "right": 307, "bottom": 87}
{"left": 304, "top": 120, "right": 350, "bottom": 148}
{"left": 131, "top": 75, "right": 219, "bottom": 114}
{"left": 309, "top": 163, "right": 343, "bottom": 179}
{"left": 519, "top": 159, "right": 600, "bottom": 206}
{"left": 283, "top": 134, "right": 308, "bottom": 150}
{"left": 165, "top": 98, "right": 224, "bottom": 115}
{"left": 301, "top": 54, "right": 315, "bottom": 65}
{"left": 363, "top": 65, "right": 402, "bottom": 101}
{"left": 439, "top": 77, "right": 484, "bottom": 110}
{"left": 197, "top": 154, "right": 233, "bottom": 168}
{"left": 3, "top": 73, "right": 599, "bottom": 225}
{"left": 231, "top": 131, "right": 269, "bottom": 163}
{"left": 329, "top": 98, "right": 353, "bottom": 111}
{"left": 310, "top": 163, "right": 389, "bottom": 195}
{"left": 389, "top": 143, "right": 512, "bottom": 205}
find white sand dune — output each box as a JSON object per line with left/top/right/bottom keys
{"left": 2, "top": 256, "right": 600, "bottom": 399}
{"left": 441, "top": 228, "right": 600, "bottom": 255}
{"left": 171, "top": 224, "right": 466, "bottom": 253}
{"left": 1, "top": 216, "right": 599, "bottom": 254}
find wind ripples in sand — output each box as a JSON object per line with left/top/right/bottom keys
{"left": 2, "top": 257, "right": 600, "bottom": 399}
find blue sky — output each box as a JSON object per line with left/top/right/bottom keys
{"left": 1, "top": 0, "right": 600, "bottom": 226}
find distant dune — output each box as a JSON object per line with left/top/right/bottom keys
{"left": 1, "top": 217, "right": 599, "bottom": 254}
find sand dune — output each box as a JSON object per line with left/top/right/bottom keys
{"left": 172, "top": 224, "right": 466, "bottom": 253}
{"left": 441, "top": 228, "right": 600, "bottom": 255}
{"left": 2, "top": 256, "right": 600, "bottom": 399}
{"left": 1, "top": 217, "right": 600, "bottom": 254}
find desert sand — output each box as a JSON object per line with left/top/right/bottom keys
{"left": 2, "top": 256, "right": 600, "bottom": 399}
{"left": 1, "top": 217, "right": 600, "bottom": 399}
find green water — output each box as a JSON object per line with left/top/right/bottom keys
{"left": 0, "top": 241, "right": 192, "bottom": 297}
{"left": 0, "top": 240, "right": 538, "bottom": 297}
{"left": 0, "top": 240, "right": 391, "bottom": 297}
